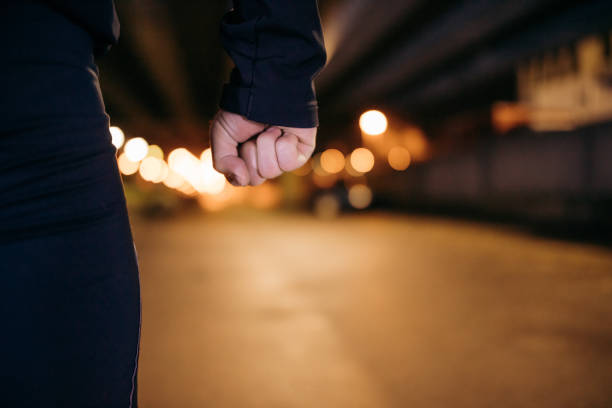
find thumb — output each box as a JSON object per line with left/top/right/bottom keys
{"left": 215, "top": 155, "right": 249, "bottom": 187}
{"left": 275, "top": 128, "right": 316, "bottom": 171}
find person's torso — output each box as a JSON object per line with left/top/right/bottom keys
{"left": 35, "top": 0, "right": 119, "bottom": 54}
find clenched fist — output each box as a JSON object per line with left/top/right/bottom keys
{"left": 210, "top": 110, "right": 316, "bottom": 186}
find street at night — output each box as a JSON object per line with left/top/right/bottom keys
{"left": 133, "top": 212, "right": 612, "bottom": 408}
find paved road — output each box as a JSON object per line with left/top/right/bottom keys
{"left": 131, "top": 212, "right": 612, "bottom": 408}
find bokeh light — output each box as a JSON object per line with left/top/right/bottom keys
{"left": 167, "top": 148, "right": 227, "bottom": 194}
{"left": 162, "top": 168, "right": 185, "bottom": 189}
{"left": 311, "top": 153, "right": 329, "bottom": 176}
{"left": 153, "top": 160, "right": 169, "bottom": 183}
{"left": 320, "top": 149, "right": 345, "bottom": 174}
{"left": 109, "top": 126, "right": 125, "bottom": 149}
{"left": 359, "top": 110, "right": 388, "bottom": 136}
{"left": 117, "top": 152, "right": 139, "bottom": 175}
{"left": 350, "top": 147, "right": 375, "bottom": 173}
{"left": 402, "top": 127, "right": 429, "bottom": 162}
{"left": 198, "top": 148, "right": 226, "bottom": 194}
{"left": 139, "top": 157, "right": 164, "bottom": 182}
{"left": 344, "top": 155, "right": 363, "bottom": 177}
{"left": 348, "top": 184, "right": 373, "bottom": 209}
{"left": 146, "top": 144, "right": 164, "bottom": 160}
{"left": 168, "top": 148, "right": 194, "bottom": 174}
{"left": 387, "top": 146, "right": 411, "bottom": 171}
{"left": 124, "top": 137, "right": 149, "bottom": 162}
{"left": 200, "top": 148, "right": 213, "bottom": 162}
{"left": 177, "top": 181, "right": 197, "bottom": 197}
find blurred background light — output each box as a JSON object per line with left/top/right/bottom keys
{"left": 153, "top": 160, "right": 169, "bottom": 183}
{"left": 109, "top": 125, "right": 125, "bottom": 149}
{"left": 387, "top": 146, "right": 411, "bottom": 170}
{"left": 350, "top": 147, "right": 375, "bottom": 173}
{"left": 359, "top": 110, "right": 388, "bottom": 135}
{"left": 311, "top": 153, "right": 329, "bottom": 176}
{"left": 139, "top": 156, "right": 164, "bottom": 183}
{"left": 348, "top": 184, "right": 373, "bottom": 209}
{"left": 177, "top": 181, "right": 197, "bottom": 197}
{"left": 344, "top": 155, "right": 363, "bottom": 177}
{"left": 198, "top": 148, "right": 226, "bottom": 194}
{"left": 146, "top": 144, "right": 164, "bottom": 160}
{"left": 320, "top": 148, "right": 345, "bottom": 174}
{"left": 200, "top": 148, "right": 212, "bottom": 162}
{"left": 117, "top": 152, "right": 139, "bottom": 175}
{"left": 401, "top": 127, "right": 429, "bottom": 162}
{"left": 124, "top": 137, "right": 149, "bottom": 162}
{"left": 162, "top": 168, "right": 184, "bottom": 189}
{"left": 168, "top": 148, "right": 198, "bottom": 178}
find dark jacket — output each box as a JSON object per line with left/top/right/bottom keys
{"left": 39, "top": 0, "right": 326, "bottom": 128}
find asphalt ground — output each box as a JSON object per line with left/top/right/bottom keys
{"left": 131, "top": 211, "right": 612, "bottom": 408}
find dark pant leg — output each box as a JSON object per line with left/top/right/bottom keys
{"left": 0, "top": 125, "right": 141, "bottom": 407}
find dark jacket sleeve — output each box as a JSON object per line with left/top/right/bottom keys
{"left": 219, "top": 0, "right": 326, "bottom": 128}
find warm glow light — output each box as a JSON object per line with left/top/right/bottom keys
{"left": 167, "top": 148, "right": 227, "bottom": 194}
{"left": 117, "top": 152, "right": 139, "bottom": 175}
{"left": 387, "top": 146, "right": 411, "bottom": 171}
{"left": 311, "top": 153, "right": 329, "bottom": 176}
{"left": 320, "top": 149, "right": 345, "bottom": 174}
{"left": 402, "top": 127, "right": 429, "bottom": 162}
{"left": 147, "top": 144, "right": 164, "bottom": 160}
{"left": 350, "top": 148, "right": 375, "bottom": 173}
{"left": 359, "top": 110, "right": 388, "bottom": 135}
{"left": 198, "top": 148, "right": 226, "bottom": 194}
{"left": 200, "top": 148, "right": 212, "bottom": 162}
{"left": 109, "top": 126, "right": 125, "bottom": 149}
{"left": 162, "top": 168, "right": 184, "bottom": 189}
{"left": 124, "top": 137, "right": 149, "bottom": 162}
{"left": 177, "top": 181, "right": 197, "bottom": 197}
{"left": 139, "top": 157, "right": 165, "bottom": 182}
{"left": 344, "top": 155, "right": 362, "bottom": 177}
{"left": 348, "top": 184, "right": 372, "bottom": 209}
{"left": 168, "top": 148, "right": 194, "bottom": 174}
{"left": 153, "top": 160, "right": 169, "bottom": 183}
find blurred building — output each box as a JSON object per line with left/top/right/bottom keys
{"left": 98, "top": 0, "right": 612, "bottom": 231}
{"left": 516, "top": 35, "right": 612, "bottom": 131}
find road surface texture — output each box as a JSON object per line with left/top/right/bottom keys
{"left": 131, "top": 211, "right": 612, "bottom": 408}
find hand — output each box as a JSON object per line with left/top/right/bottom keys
{"left": 210, "top": 110, "right": 316, "bottom": 186}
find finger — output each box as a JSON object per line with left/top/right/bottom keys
{"left": 275, "top": 130, "right": 315, "bottom": 171}
{"left": 239, "top": 140, "right": 265, "bottom": 186}
{"left": 256, "top": 127, "right": 283, "bottom": 179}
{"left": 210, "top": 119, "right": 249, "bottom": 186}
{"left": 216, "top": 155, "right": 249, "bottom": 187}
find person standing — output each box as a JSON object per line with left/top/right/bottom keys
{"left": 0, "top": 0, "right": 325, "bottom": 406}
